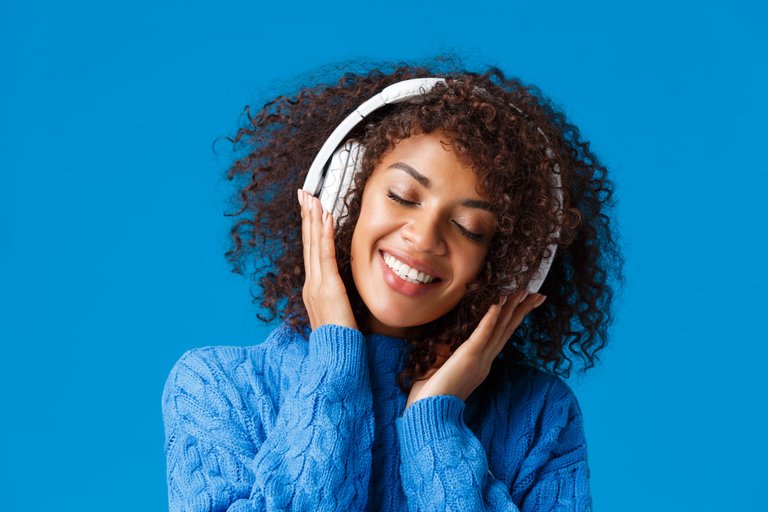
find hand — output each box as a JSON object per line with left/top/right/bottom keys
{"left": 405, "top": 289, "right": 547, "bottom": 410}
{"left": 298, "top": 189, "right": 358, "bottom": 331}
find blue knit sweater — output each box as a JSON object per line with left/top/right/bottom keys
{"left": 162, "top": 323, "right": 592, "bottom": 511}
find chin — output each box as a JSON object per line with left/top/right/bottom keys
{"left": 366, "top": 302, "right": 444, "bottom": 332}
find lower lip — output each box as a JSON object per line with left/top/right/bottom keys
{"left": 378, "top": 251, "right": 441, "bottom": 298}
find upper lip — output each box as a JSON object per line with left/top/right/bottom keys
{"left": 380, "top": 249, "right": 444, "bottom": 281}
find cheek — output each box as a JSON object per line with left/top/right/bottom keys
{"left": 351, "top": 199, "right": 386, "bottom": 268}
{"left": 354, "top": 196, "right": 393, "bottom": 241}
{"left": 457, "top": 248, "right": 490, "bottom": 283}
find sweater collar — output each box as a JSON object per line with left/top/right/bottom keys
{"left": 366, "top": 331, "right": 411, "bottom": 371}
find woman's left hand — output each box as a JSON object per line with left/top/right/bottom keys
{"left": 405, "top": 290, "right": 547, "bottom": 410}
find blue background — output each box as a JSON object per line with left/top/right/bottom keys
{"left": 2, "top": 1, "right": 766, "bottom": 510}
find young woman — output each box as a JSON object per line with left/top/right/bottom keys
{"left": 162, "top": 59, "right": 623, "bottom": 511}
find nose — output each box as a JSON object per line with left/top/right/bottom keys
{"left": 400, "top": 212, "right": 447, "bottom": 255}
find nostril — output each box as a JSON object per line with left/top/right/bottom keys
{"left": 402, "top": 228, "right": 446, "bottom": 255}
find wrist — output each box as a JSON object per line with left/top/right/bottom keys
{"left": 307, "top": 324, "right": 367, "bottom": 388}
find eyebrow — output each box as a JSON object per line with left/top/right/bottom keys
{"left": 387, "top": 162, "right": 494, "bottom": 212}
{"left": 389, "top": 162, "right": 431, "bottom": 187}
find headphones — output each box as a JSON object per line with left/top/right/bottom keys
{"left": 301, "top": 78, "right": 562, "bottom": 294}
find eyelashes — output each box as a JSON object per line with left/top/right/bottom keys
{"left": 386, "top": 190, "right": 418, "bottom": 207}
{"left": 386, "top": 190, "right": 485, "bottom": 242}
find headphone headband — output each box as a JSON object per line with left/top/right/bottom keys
{"left": 303, "top": 78, "right": 445, "bottom": 196}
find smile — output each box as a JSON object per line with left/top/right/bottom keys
{"left": 382, "top": 252, "right": 438, "bottom": 284}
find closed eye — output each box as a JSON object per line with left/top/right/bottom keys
{"left": 386, "top": 190, "right": 418, "bottom": 207}
{"left": 452, "top": 221, "right": 484, "bottom": 242}
{"left": 386, "top": 190, "right": 486, "bottom": 243}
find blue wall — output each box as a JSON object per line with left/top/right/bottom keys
{"left": 2, "top": 1, "right": 766, "bottom": 510}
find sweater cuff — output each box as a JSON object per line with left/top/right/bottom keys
{"left": 308, "top": 323, "right": 367, "bottom": 386}
{"left": 397, "top": 395, "right": 469, "bottom": 459}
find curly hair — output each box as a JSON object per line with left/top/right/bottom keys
{"left": 223, "top": 56, "right": 624, "bottom": 392}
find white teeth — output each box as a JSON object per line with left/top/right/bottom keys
{"left": 383, "top": 253, "right": 436, "bottom": 284}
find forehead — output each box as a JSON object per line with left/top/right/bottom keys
{"left": 371, "top": 132, "right": 486, "bottom": 195}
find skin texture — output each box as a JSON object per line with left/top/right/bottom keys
{"left": 350, "top": 131, "right": 497, "bottom": 337}
{"left": 298, "top": 131, "right": 548, "bottom": 409}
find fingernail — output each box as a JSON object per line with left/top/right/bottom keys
{"left": 322, "top": 211, "right": 328, "bottom": 225}
{"left": 297, "top": 189, "right": 304, "bottom": 206}
{"left": 500, "top": 296, "right": 507, "bottom": 306}
{"left": 534, "top": 295, "right": 547, "bottom": 308}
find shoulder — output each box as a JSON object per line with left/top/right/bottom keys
{"left": 473, "top": 365, "right": 589, "bottom": 495}
{"left": 161, "top": 323, "right": 309, "bottom": 415}
{"left": 161, "top": 323, "right": 313, "bottom": 448}
{"left": 488, "top": 364, "right": 582, "bottom": 419}
{"left": 500, "top": 365, "right": 588, "bottom": 467}
{"left": 513, "top": 365, "right": 583, "bottom": 421}
{"left": 473, "top": 364, "right": 586, "bottom": 452}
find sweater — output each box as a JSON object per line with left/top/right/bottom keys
{"left": 162, "top": 322, "right": 592, "bottom": 511}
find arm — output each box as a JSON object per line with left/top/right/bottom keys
{"left": 162, "top": 324, "right": 374, "bottom": 511}
{"left": 396, "top": 380, "right": 591, "bottom": 511}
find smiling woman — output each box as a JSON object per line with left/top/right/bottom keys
{"left": 351, "top": 131, "right": 496, "bottom": 335}
{"left": 161, "top": 57, "right": 623, "bottom": 511}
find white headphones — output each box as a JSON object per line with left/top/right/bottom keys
{"left": 301, "top": 78, "right": 562, "bottom": 293}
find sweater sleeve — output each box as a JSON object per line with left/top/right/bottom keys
{"left": 162, "top": 324, "right": 375, "bottom": 511}
{"left": 395, "top": 379, "right": 591, "bottom": 511}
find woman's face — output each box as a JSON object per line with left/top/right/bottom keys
{"left": 350, "top": 130, "right": 497, "bottom": 337}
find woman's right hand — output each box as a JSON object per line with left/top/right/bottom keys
{"left": 298, "top": 189, "right": 359, "bottom": 331}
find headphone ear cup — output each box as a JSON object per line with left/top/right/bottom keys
{"left": 319, "top": 140, "right": 365, "bottom": 226}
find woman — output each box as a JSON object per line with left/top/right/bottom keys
{"left": 162, "top": 58, "right": 623, "bottom": 511}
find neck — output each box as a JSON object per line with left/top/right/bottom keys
{"left": 368, "top": 316, "right": 411, "bottom": 339}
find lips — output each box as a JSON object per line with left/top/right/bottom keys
{"left": 383, "top": 253, "right": 437, "bottom": 284}
{"left": 378, "top": 249, "right": 443, "bottom": 282}
{"left": 376, "top": 249, "right": 444, "bottom": 298}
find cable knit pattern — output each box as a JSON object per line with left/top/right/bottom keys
{"left": 162, "top": 323, "right": 592, "bottom": 511}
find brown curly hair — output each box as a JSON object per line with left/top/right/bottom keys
{"left": 223, "top": 56, "right": 624, "bottom": 392}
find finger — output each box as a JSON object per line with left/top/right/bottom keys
{"left": 464, "top": 298, "right": 506, "bottom": 354}
{"left": 320, "top": 210, "right": 338, "bottom": 275}
{"left": 501, "top": 292, "right": 546, "bottom": 342}
{"left": 309, "top": 195, "right": 324, "bottom": 280}
{"left": 300, "top": 190, "right": 312, "bottom": 281}
{"left": 488, "top": 289, "right": 529, "bottom": 354}
{"left": 298, "top": 190, "right": 317, "bottom": 328}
